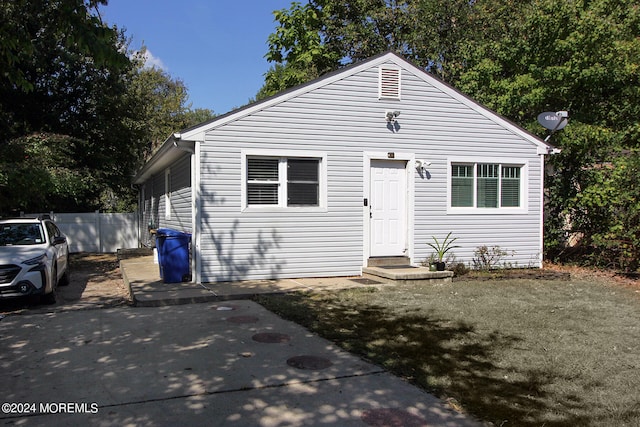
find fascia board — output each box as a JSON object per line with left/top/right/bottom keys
{"left": 135, "top": 54, "right": 397, "bottom": 183}
{"left": 179, "top": 54, "right": 397, "bottom": 140}
{"left": 133, "top": 135, "right": 177, "bottom": 185}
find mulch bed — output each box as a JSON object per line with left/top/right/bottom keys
{"left": 454, "top": 268, "right": 571, "bottom": 282}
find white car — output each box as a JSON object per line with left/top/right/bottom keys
{"left": 0, "top": 216, "right": 69, "bottom": 304}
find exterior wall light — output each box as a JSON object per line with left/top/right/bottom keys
{"left": 385, "top": 110, "right": 401, "bottom": 122}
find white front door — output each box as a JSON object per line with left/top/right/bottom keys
{"left": 370, "top": 160, "right": 407, "bottom": 257}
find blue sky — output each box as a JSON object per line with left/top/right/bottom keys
{"left": 101, "top": 1, "right": 295, "bottom": 115}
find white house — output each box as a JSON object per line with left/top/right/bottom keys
{"left": 133, "top": 52, "right": 557, "bottom": 284}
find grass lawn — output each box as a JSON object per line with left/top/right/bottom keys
{"left": 254, "top": 274, "right": 640, "bottom": 426}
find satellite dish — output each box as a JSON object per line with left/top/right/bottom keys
{"left": 537, "top": 111, "right": 568, "bottom": 131}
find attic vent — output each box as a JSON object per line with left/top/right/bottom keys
{"left": 379, "top": 67, "right": 401, "bottom": 100}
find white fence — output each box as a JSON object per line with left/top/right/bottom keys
{"left": 26, "top": 211, "right": 139, "bottom": 253}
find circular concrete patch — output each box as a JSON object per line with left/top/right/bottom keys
{"left": 361, "top": 408, "right": 428, "bottom": 427}
{"left": 252, "top": 332, "right": 291, "bottom": 343}
{"left": 286, "top": 355, "right": 333, "bottom": 370}
{"left": 226, "top": 315, "right": 259, "bottom": 324}
{"left": 212, "top": 304, "right": 237, "bottom": 311}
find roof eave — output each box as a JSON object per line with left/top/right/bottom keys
{"left": 133, "top": 134, "right": 179, "bottom": 185}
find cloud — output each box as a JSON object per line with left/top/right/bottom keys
{"left": 144, "top": 49, "right": 167, "bottom": 70}
{"left": 135, "top": 49, "right": 167, "bottom": 71}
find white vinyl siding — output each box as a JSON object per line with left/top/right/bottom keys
{"left": 140, "top": 183, "right": 154, "bottom": 247}
{"left": 194, "top": 57, "right": 545, "bottom": 282}
{"left": 142, "top": 154, "right": 193, "bottom": 233}
{"left": 151, "top": 173, "right": 164, "bottom": 228}
{"left": 164, "top": 169, "right": 172, "bottom": 219}
{"left": 163, "top": 154, "right": 192, "bottom": 232}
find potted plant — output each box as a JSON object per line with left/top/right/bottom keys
{"left": 425, "top": 253, "right": 438, "bottom": 271}
{"left": 426, "top": 232, "right": 460, "bottom": 271}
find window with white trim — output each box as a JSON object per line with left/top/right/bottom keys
{"left": 246, "top": 156, "right": 320, "bottom": 207}
{"left": 451, "top": 163, "right": 522, "bottom": 209}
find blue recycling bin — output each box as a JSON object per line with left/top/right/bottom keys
{"left": 156, "top": 228, "right": 191, "bottom": 283}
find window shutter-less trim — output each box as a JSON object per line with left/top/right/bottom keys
{"left": 246, "top": 156, "right": 321, "bottom": 207}
{"left": 450, "top": 162, "right": 523, "bottom": 209}
{"left": 379, "top": 67, "right": 401, "bottom": 100}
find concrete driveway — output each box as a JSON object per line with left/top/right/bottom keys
{"left": 0, "top": 300, "right": 481, "bottom": 426}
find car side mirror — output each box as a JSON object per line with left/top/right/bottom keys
{"left": 53, "top": 236, "right": 67, "bottom": 245}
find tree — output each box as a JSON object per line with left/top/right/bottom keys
{"left": 262, "top": 0, "right": 640, "bottom": 268}
{"left": 259, "top": 0, "right": 475, "bottom": 98}
{"left": 454, "top": 0, "right": 640, "bottom": 269}
{"left": 125, "top": 49, "right": 217, "bottom": 161}
{"left": 0, "top": 0, "right": 138, "bottom": 213}
{"left": 0, "top": 1, "right": 216, "bottom": 214}
{"left": 0, "top": 0, "right": 127, "bottom": 93}
{"left": 259, "top": 1, "right": 340, "bottom": 99}
{"left": 0, "top": 133, "right": 98, "bottom": 214}
{"left": 126, "top": 54, "right": 189, "bottom": 158}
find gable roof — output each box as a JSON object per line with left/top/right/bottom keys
{"left": 134, "top": 52, "right": 555, "bottom": 185}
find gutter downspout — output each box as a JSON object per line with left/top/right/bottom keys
{"left": 540, "top": 146, "right": 561, "bottom": 267}
{"left": 172, "top": 132, "right": 198, "bottom": 283}
{"left": 173, "top": 133, "right": 195, "bottom": 154}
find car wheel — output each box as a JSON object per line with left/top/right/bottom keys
{"left": 58, "top": 266, "right": 70, "bottom": 286}
{"left": 41, "top": 265, "right": 57, "bottom": 305}
{"left": 41, "top": 287, "right": 56, "bottom": 304}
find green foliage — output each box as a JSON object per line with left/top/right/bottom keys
{"left": 126, "top": 57, "right": 190, "bottom": 158}
{"left": 261, "top": 0, "right": 640, "bottom": 269}
{"left": 0, "top": 133, "right": 100, "bottom": 213}
{"left": 0, "top": 2, "right": 216, "bottom": 214}
{"left": 259, "top": 2, "right": 341, "bottom": 99}
{"left": 259, "top": 0, "right": 475, "bottom": 97}
{"left": 426, "top": 232, "right": 460, "bottom": 262}
{"left": 0, "top": 0, "right": 137, "bottom": 213}
{"left": 0, "top": 0, "right": 126, "bottom": 93}
{"left": 564, "top": 151, "right": 640, "bottom": 270}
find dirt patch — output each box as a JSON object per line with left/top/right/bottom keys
{"left": 454, "top": 267, "right": 570, "bottom": 282}
{"left": 0, "top": 253, "right": 131, "bottom": 314}
{"left": 545, "top": 262, "right": 640, "bottom": 292}
{"left": 58, "top": 253, "right": 132, "bottom": 308}
{"left": 453, "top": 262, "right": 640, "bottom": 293}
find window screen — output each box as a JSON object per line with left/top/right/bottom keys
{"left": 451, "top": 164, "right": 473, "bottom": 207}
{"left": 247, "top": 157, "right": 320, "bottom": 207}
{"left": 247, "top": 158, "right": 279, "bottom": 205}
{"left": 477, "top": 164, "right": 499, "bottom": 208}
{"left": 287, "top": 159, "right": 319, "bottom": 206}
{"left": 501, "top": 166, "right": 520, "bottom": 207}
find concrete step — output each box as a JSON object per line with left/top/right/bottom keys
{"left": 367, "top": 256, "right": 411, "bottom": 267}
{"left": 362, "top": 266, "right": 453, "bottom": 285}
